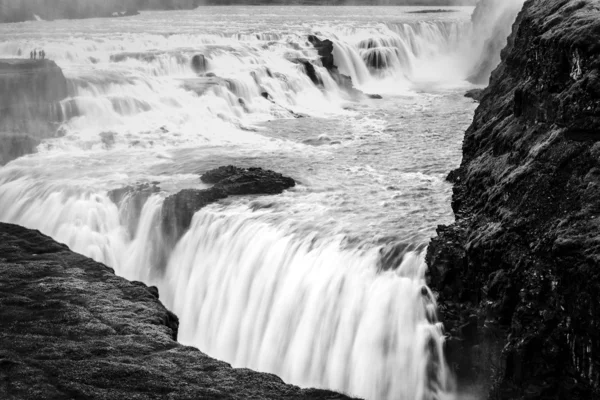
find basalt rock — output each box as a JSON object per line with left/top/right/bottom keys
{"left": 290, "top": 58, "right": 323, "bottom": 86}
{"left": 0, "top": 222, "right": 356, "bottom": 400}
{"left": 308, "top": 35, "right": 335, "bottom": 71}
{"left": 162, "top": 166, "right": 295, "bottom": 241}
{"left": 464, "top": 88, "right": 484, "bottom": 102}
{"left": 191, "top": 54, "right": 207, "bottom": 74}
{"left": 427, "top": 1, "right": 600, "bottom": 398}
{"left": 201, "top": 165, "right": 296, "bottom": 195}
{"left": 307, "top": 35, "right": 363, "bottom": 98}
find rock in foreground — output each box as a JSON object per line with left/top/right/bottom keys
{"left": 0, "top": 222, "right": 356, "bottom": 400}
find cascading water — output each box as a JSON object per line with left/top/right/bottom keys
{"left": 0, "top": 3, "right": 525, "bottom": 399}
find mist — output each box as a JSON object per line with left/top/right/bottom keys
{"left": 0, "top": 0, "right": 478, "bottom": 23}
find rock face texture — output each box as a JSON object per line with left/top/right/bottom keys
{"left": 0, "top": 59, "right": 68, "bottom": 165}
{"left": 427, "top": 0, "right": 600, "bottom": 398}
{"left": 0, "top": 222, "right": 356, "bottom": 400}
{"left": 161, "top": 166, "right": 295, "bottom": 241}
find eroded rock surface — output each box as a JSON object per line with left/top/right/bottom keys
{"left": 0, "top": 222, "right": 356, "bottom": 400}
{"left": 427, "top": 1, "right": 600, "bottom": 398}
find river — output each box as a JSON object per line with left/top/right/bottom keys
{"left": 0, "top": 5, "right": 506, "bottom": 399}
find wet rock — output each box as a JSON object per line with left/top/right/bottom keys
{"left": 162, "top": 166, "right": 295, "bottom": 241}
{"left": 161, "top": 187, "right": 228, "bottom": 240}
{"left": 291, "top": 58, "right": 323, "bottom": 86}
{"left": 191, "top": 54, "right": 207, "bottom": 74}
{"left": 0, "top": 222, "right": 356, "bottom": 400}
{"left": 201, "top": 166, "right": 296, "bottom": 195}
{"left": 108, "top": 182, "right": 161, "bottom": 237}
{"left": 464, "top": 89, "right": 484, "bottom": 102}
{"left": 0, "top": 59, "right": 68, "bottom": 162}
{"left": 428, "top": 1, "right": 600, "bottom": 398}
{"left": 307, "top": 35, "right": 363, "bottom": 98}
{"left": 308, "top": 35, "right": 335, "bottom": 70}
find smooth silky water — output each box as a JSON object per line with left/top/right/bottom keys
{"left": 0, "top": 5, "right": 518, "bottom": 399}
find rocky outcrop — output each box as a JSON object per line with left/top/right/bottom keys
{"left": 307, "top": 35, "right": 363, "bottom": 98}
{"left": 0, "top": 222, "right": 355, "bottom": 399}
{"left": 161, "top": 166, "right": 295, "bottom": 241}
{"left": 464, "top": 88, "right": 484, "bottom": 102}
{"left": 0, "top": 59, "right": 68, "bottom": 164}
{"left": 427, "top": 1, "right": 600, "bottom": 398}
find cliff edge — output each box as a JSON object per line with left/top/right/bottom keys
{"left": 0, "top": 222, "right": 356, "bottom": 400}
{"left": 0, "top": 59, "right": 68, "bottom": 165}
{"left": 427, "top": 0, "right": 600, "bottom": 398}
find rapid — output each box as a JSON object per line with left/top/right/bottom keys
{"left": 0, "top": 3, "right": 524, "bottom": 399}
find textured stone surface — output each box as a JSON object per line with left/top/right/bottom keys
{"left": 0, "top": 222, "right": 357, "bottom": 400}
{"left": 427, "top": 1, "right": 600, "bottom": 398}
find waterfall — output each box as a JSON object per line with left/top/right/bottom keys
{"left": 0, "top": 173, "right": 454, "bottom": 400}
{"left": 0, "top": 5, "right": 526, "bottom": 399}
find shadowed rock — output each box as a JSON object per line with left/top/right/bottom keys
{"left": 201, "top": 166, "right": 296, "bottom": 195}
{"left": 464, "top": 88, "right": 484, "bottom": 102}
{"left": 307, "top": 35, "right": 365, "bottom": 99}
{"left": 0, "top": 222, "right": 357, "bottom": 400}
{"left": 290, "top": 58, "right": 323, "bottom": 86}
{"left": 308, "top": 35, "right": 335, "bottom": 70}
{"left": 427, "top": 1, "right": 600, "bottom": 398}
{"left": 191, "top": 54, "right": 207, "bottom": 74}
{"left": 108, "top": 182, "right": 161, "bottom": 237}
{"left": 0, "top": 59, "right": 68, "bottom": 164}
{"left": 162, "top": 166, "right": 295, "bottom": 241}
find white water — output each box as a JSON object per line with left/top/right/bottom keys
{"left": 0, "top": 4, "right": 523, "bottom": 399}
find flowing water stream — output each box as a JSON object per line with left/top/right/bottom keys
{"left": 0, "top": 4, "right": 522, "bottom": 399}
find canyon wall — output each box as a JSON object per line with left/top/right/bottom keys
{"left": 427, "top": 0, "right": 600, "bottom": 398}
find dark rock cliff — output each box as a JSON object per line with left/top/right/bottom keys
{"left": 427, "top": 0, "right": 600, "bottom": 398}
{"left": 0, "top": 59, "right": 68, "bottom": 164}
{"left": 0, "top": 222, "right": 357, "bottom": 400}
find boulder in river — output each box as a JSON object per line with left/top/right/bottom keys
{"left": 201, "top": 165, "right": 296, "bottom": 195}
{"left": 191, "top": 54, "right": 207, "bottom": 74}
{"left": 162, "top": 166, "right": 295, "bottom": 242}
